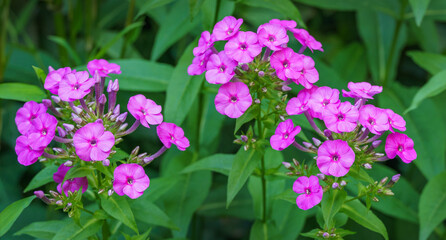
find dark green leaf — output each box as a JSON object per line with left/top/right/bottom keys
{"left": 321, "top": 190, "right": 347, "bottom": 229}
{"left": 101, "top": 195, "right": 138, "bottom": 233}
{"left": 48, "top": 36, "right": 82, "bottom": 66}
{"left": 24, "top": 165, "right": 58, "bottom": 192}
{"left": 15, "top": 219, "right": 69, "bottom": 239}
{"left": 330, "top": 43, "right": 367, "bottom": 83}
{"left": 135, "top": 0, "right": 176, "bottom": 18}
{"left": 132, "top": 201, "right": 178, "bottom": 229}
{"left": 182, "top": 154, "right": 235, "bottom": 175}
{"left": 249, "top": 220, "right": 268, "bottom": 240}
{"left": 234, "top": 105, "right": 258, "bottom": 134}
{"left": 407, "top": 51, "right": 446, "bottom": 75}
{"left": 52, "top": 217, "right": 103, "bottom": 240}
{"left": 241, "top": 0, "right": 305, "bottom": 28}
{"left": 0, "top": 196, "right": 36, "bottom": 238}
{"left": 0, "top": 83, "right": 46, "bottom": 102}
{"left": 409, "top": 0, "right": 431, "bottom": 25}
{"left": 64, "top": 166, "right": 95, "bottom": 181}
{"left": 293, "top": 0, "right": 398, "bottom": 17}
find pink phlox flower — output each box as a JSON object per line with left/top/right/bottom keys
{"left": 293, "top": 175, "right": 323, "bottom": 210}
{"left": 358, "top": 105, "right": 389, "bottom": 134}
{"left": 308, "top": 86, "right": 340, "bottom": 115}
{"left": 15, "top": 101, "right": 47, "bottom": 135}
{"left": 27, "top": 113, "right": 58, "bottom": 149}
{"left": 270, "top": 119, "right": 301, "bottom": 151}
{"left": 53, "top": 165, "right": 72, "bottom": 183}
{"left": 294, "top": 54, "right": 319, "bottom": 89}
{"left": 44, "top": 67, "right": 73, "bottom": 95}
{"left": 58, "top": 71, "right": 95, "bottom": 102}
{"left": 385, "top": 109, "right": 406, "bottom": 132}
{"left": 53, "top": 165, "right": 88, "bottom": 196}
{"left": 193, "top": 31, "right": 214, "bottom": 56}
{"left": 87, "top": 59, "right": 121, "bottom": 77}
{"left": 212, "top": 16, "right": 243, "bottom": 41}
{"left": 128, "top": 94, "right": 163, "bottom": 128}
{"left": 224, "top": 31, "right": 262, "bottom": 63}
{"left": 269, "top": 19, "right": 297, "bottom": 30}
{"left": 257, "top": 23, "right": 289, "bottom": 51}
{"left": 286, "top": 89, "right": 311, "bottom": 115}
{"left": 188, "top": 49, "right": 212, "bottom": 76}
{"left": 342, "top": 82, "right": 383, "bottom": 100}
{"left": 323, "top": 101, "right": 359, "bottom": 133}
{"left": 113, "top": 163, "right": 150, "bottom": 199}
{"left": 205, "top": 51, "right": 237, "bottom": 84}
{"left": 214, "top": 82, "right": 253, "bottom": 118}
{"left": 317, "top": 139, "right": 355, "bottom": 177}
{"left": 270, "top": 48, "right": 302, "bottom": 81}
{"left": 291, "top": 28, "right": 323, "bottom": 52}
{"left": 385, "top": 132, "right": 416, "bottom": 163}
{"left": 73, "top": 122, "right": 115, "bottom": 161}
{"left": 15, "top": 135, "right": 46, "bottom": 166}
{"left": 156, "top": 122, "right": 190, "bottom": 151}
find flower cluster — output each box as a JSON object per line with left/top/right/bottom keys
{"left": 17, "top": 59, "right": 189, "bottom": 217}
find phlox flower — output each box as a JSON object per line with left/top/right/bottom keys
{"left": 53, "top": 165, "right": 72, "bottom": 183}
{"left": 291, "top": 28, "right": 323, "bottom": 52}
{"left": 214, "top": 82, "right": 252, "bottom": 118}
{"left": 385, "top": 132, "right": 416, "bottom": 163}
{"left": 188, "top": 50, "right": 212, "bottom": 76}
{"left": 308, "top": 86, "right": 340, "bottom": 114}
{"left": 316, "top": 139, "right": 355, "bottom": 177}
{"left": 128, "top": 94, "right": 163, "bottom": 128}
{"left": 205, "top": 51, "right": 237, "bottom": 84}
{"left": 270, "top": 119, "right": 301, "bottom": 151}
{"left": 257, "top": 23, "right": 289, "bottom": 51}
{"left": 15, "top": 135, "right": 46, "bottom": 166}
{"left": 342, "top": 82, "right": 382, "bottom": 100}
{"left": 87, "top": 59, "right": 121, "bottom": 77}
{"left": 73, "top": 122, "right": 115, "bottom": 161}
{"left": 224, "top": 31, "right": 262, "bottom": 63}
{"left": 113, "top": 163, "right": 150, "bottom": 199}
{"left": 322, "top": 101, "right": 359, "bottom": 133}
{"left": 15, "top": 101, "right": 47, "bottom": 135}
{"left": 213, "top": 16, "right": 243, "bottom": 41}
{"left": 294, "top": 54, "right": 319, "bottom": 89}
{"left": 156, "top": 122, "right": 190, "bottom": 151}
{"left": 293, "top": 175, "right": 323, "bottom": 210}
{"left": 44, "top": 67, "right": 73, "bottom": 95}
{"left": 358, "top": 105, "right": 389, "bottom": 134}
{"left": 58, "top": 71, "right": 95, "bottom": 102}
{"left": 386, "top": 109, "right": 406, "bottom": 132}
{"left": 270, "top": 48, "right": 302, "bottom": 80}
{"left": 269, "top": 19, "right": 297, "bottom": 30}
{"left": 27, "top": 113, "right": 58, "bottom": 149}
{"left": 193, "top": 31, "right": 214, "bottom": 56}
{"left": 286, "top": 89, "right": 311, "bottom": 115}
{"left": 53, "top": 165, "right": 88, "bottom": 196}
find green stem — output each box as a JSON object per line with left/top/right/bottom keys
{"left": 0, "top": 0, "right": 10, "bottom": 151}
{"left": 344, "top": 194, "right": 366, "bottom": 203}
{"left": 120, "top": 0, "right": 135, "bottom": 58}
{"left": 257, "top": 103, "right": 267, "bottom": 223}
{"left": 53, "top": 0, "right": 69, "bottom": 65}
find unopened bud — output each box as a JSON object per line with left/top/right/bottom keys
{"left": 254, "top": 99, "right": 261, "bottom": 104}
{"left": 50, "top": 190, "right": 60, "bottom": 198}
{"left": 117, "top": 112, "right": 128, "bottom": 123}
{"left": 99, "top": 94, "right": 107, "bottom": 104}
{"left": 249, "top": 81, "right": 255, "bottom": 87}
{"left": 115, "top": 138, "right": 123, "bottom": 144}
{"left": 56, "top": 200, "right": 63, "bottom": 205}
{"left": 241, "top": 64, "right": 249, "bottom": 71}
{"left": 118, "top": 123, "right": 128, "bottom": 132}
{"left": 244, "top": 145, "right": 249, "bottom": 151}
{"left": 34, "top": 190, "right": 45, "bottom": 199}
{"left": 375, "top": 153, "right": 385, "bottom": 157}
{"left": 98, "top": 189, "right": 105, "bottom": 194}
{"left": 103, "top": 159, "right": 110, "bottom": 166}
{"left": 324, "top": 129, "right": 332, "bottom": 138}
{"left": 51, "top": 95, "right": 61, "bottom": 103}
{"left": 63, "top": 123, "right": 75, "bottom": 132}
{"left": 372, "top": 197, "right": 379, "bottom": 202}
{"left": 131, "top": 146, "right": 140, "bottom": 156}
{"left": 64, "top": 160, "right": 73, "bottom": 167}
{"left": 312, "top": 137, "right": 321, "bottom": 146}
{"left": 39, "top": 158, "right": 47, "bottom": 162}
{"left": 108, "top": 189, "right": 114, "bottom": 196}
{"left": 281, "top": 85, "right": 292, "bottom": 91}
{"left": 72, "top": 113, "right": 82, "bottom": 124}
{"left": 137, "top": 153, "right": 147, "bottom": 159}
{"left": 241, "top": 135, "right": 248, "bottom": 142}
{"left": 107, "top": 80, "right": 114, "bottom": 92}
{"left": 279, "top": 115, "right": 285, "bottom": 121}
{"left": 363, "top": 163, "right": 372, "bottom": 169}
{"left": 302, "top": 142, "right": 313, "bottom": 148}
{"left": 391, "top": 174, "right": 400, "bottom": 183}
{"left": 113, "top": 104, "right": 121, "bottom": 115}
{"left": 275, "top": 105, "right": 280, "bottom": 110}
{"left": 112, "top": 79, "right": 119, "bottom": 91}
{"left": 372, "top": 140, "right": 382, "bottom": 149}
{"left": 68, "top": 211, "right": 74, "bottom": 218}
{"left": 64, "top": 202, "right": 72, "bottom": 211}
{"left": 380, "top": 177, "right": 389, "bottom": 185}
{"left": 282, "top": 162, "right": 292, "bottom": 169}
{"left": 322, "top": 232, "right": 330, "bottom": 238}
{"left": 332, "top": 182, "right": 339, "bottom": 189}
{"left": 94, "top": 70, "right": 101, "bottom": 83}
{"left": 317, "top": 173, "right": 325, "bottom": 180}
{"left": 42, "top": 99, "right": 52, "bottom": 108}
{"left": 72, "top": 105, "right": 83, "bottom": 115}
{"left": 293, "top": 158, "right": 299, "bottom": 167}
{"left": 57, "top": 127, "right": 66, "bottom": 137}
{"left": 340, "top": 180, "right": 347, "bottom": 187}
{"left": 262, "top": 87, "right": 267, "bottom": 93}
{"left": 48, "top": 66, "right": 55, "bottom": 72}
{"left": 383, "top": 189, "right": 394, "bottom": 196}
{"left": 95, "top": 119, "right": 103, "bottom": 124}
{"left": 258, "top": 71, "right": 265, "bottom": 77}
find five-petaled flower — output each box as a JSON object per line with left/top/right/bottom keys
{"left": 113, "top": 163, "right": 150, "bottom": 199}
{"left": 128, "top": 94, "right": 163, "bottom": 128}
{"left": 317, "top": 140, "right": 355, "bottom": 177}
{"left": 270, "top": 119, "right": 301, "bottom": 151}
{"left": 73, "top": 122, "right": 115, "bottom": 161}
{"left": 385, "top": 132, "right": 416, "bottom": 163}
{"left": 293, "top": 175, "right": 323, "bottom": 210}
{"left": 157, "top": 122, "right": 190, "bottom": 151}
{"left": 214, "top": 82, "right": 253, "bottom": 118}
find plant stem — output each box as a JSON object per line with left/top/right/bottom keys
{"left": 0, "top": 0, "right": 10, "bottom": 151}
{"left": 53, "top": 0, "right": 69, "bottom": 65}
{"left": 120, "top": 0, "right": 135, "bottom": 58}
{"left": 257, "top": 103, "right": 267, "bottom": 223}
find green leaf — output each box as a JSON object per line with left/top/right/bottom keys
{"left": 15, "top": 219, "right": 69, "bottom": 239}
{"left": 321, "top": 190, "right": 347, "bottom": 229}
{"left": 101, "top": 195, "right": 138, "bottom": 233}
{"left": 182, "top": 154, "right": 235, "bottom": 175}
{"left": 341, "top": 199, "right": 388, "bottom": 240}
{"left": 419, "top": 171, "right": 446, "bottom": 240}
{"left": 409, "top": 0, "right": 431, "bottom": 25}
{"left": 64, "top": 166, "right": 95, "bottom": 181}
{"left": 32, "top": 66, "right": 47, "bottom": 85}
{"left": 135, "top": 0, "right": 176, "bottom": 18}
{"left": 270, "top": 198, "right": 307, "bottom": 240}
{"left": 407, "top": 51, "right": 446, "bottom": 75}
{"left": 132, "top": 201, "right": 178, "bottom": 229}
{"left": 23, "top": 165, "right": 58, "bottom": 192}
{"left": 234, "top": 105, "right": 258, "bottom": 134}
{"left": 48, "top": 36, "right": 82, "bottom": 66}
{"left": 0, "top": 196, "right": 36, "bottom": 238}
{"left": 330, "top": 43, "right": 367, "bottom": 83}
{"left": 405, "top": 70, "right": 446, "bottom": 113}
{"left": 108, "top": 59, "right": 173, "bottom": 92}
{"left": 0, "top": 83, "right": 46, "bottom": 102}
{"left": 227, "top": 147, "right": 262, "bottom": 208}
{"left": 293, "top": 0, "right": 398, "bottom": 17}
{"left": 52, "top": 217, "right": 103, "bottom": 240}
{"left": 241, "top": 0, "right": 305, "bottom": 28}
{"left": 249, "top": 220, "right": 268, "bottom": 240}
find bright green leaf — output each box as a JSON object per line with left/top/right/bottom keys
{"left": 135, "top": 0, "right": 176, "bottom": 18}
{"left": 101, "top": 195, "right": 138, "bottom": 234}
{"left": 48, "top": 36, "right": 82, "bottom": 66}
{"left": 409, "top": 0, "right": 431, "bottom": 25}
{"left": 132, "top": 201, "right": 178, "bottom": 229}
{"left": 234, "top": 105, "right": 258, "bottom": 134}
{"left": 407, "top": 51, "right": 446, "bottom": 75}
{"left": 0, "top": 83, "right": 46, "bottom": 102}
{"left": 52, "top": 217, "right": 103, "bottom": 240}
{"left": 241, "top": 0, "right": 305, "bottom": 28}
{"left": 321, "top": 190, "right": 347, "bottom": 229}
{"left": 32, "top": 66, "right": 47, "bottom": 85}
{"left": 182, "top": 154, "right": 235, "bottom": 175}
{"left": 406, "top": 70, "right": 446, "bottom": 113}
{"left": 0, "top": 196, "right": 36, "bottom": 238}
{"left": 24, "top": 165, "right": 58, "bottom": 193}
{"left": 15, "top": 219, "right": 69, "bottom": 239}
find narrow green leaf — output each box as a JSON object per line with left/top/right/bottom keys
{"left": 132, "top": 201, "right": 178, "bottom": 229}
{"left": 101, "top": 195, "right": 138, "bottom": 233}
{"left": 64, "top": 166, "right": 95, "bottom": 181}
{"left": 321, "top": 190, "right": 347, "bottom": 229}
{"left": 15, "top": 219, "right": 69, "bottom": 239}
{"left": 409, "top": 0, "right": 431, "bottom": 25}
{"left": 242, "top": 0, "right": 305, "bottom": 28}
{"left": 249, "top": 220, "right": 268, "bottom": 240}
{"left": 407, "top": 51, "right": 446, "bottom": 75}
{"left": 32, "top": 66, "right": 47, "bottom": 85}
{"left": 405, "top": 70, "right": 446, "bottom": 113}
{"left": 135, "top": 0, "right": 176, "bottom": 18}
{"left": 234, "top": 105, "right": 258, "bottom": 134}
{"left": 293, "top": 0, "right": 398, "bottom": 17}
{"left": 0, "top": 196, "right": 36, "bottom": 238}
{"left": 182, "top": 154, "right": 235, "bottom": 175}
{"left": 48, "top": 36, "right": 82, "bottom": 66}
{"left": 0, "top": 83, "right": 46, "bottom": 102}
{"left": 52, "top": 217, "right": 103, "bottom": 240}
{"left": 24, "top": 165, "right": 58, "bottom": 192}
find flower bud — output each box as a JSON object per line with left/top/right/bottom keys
{"left": 372, "top": 197, "right": 379, "bottom": 202}
{"left": 244, "top": 145, "right": 249, "bottom": 151}
{"left": 322, "top": 232, "right": 329, "bottom": 238}
{"left": 254, "top": 99, "right": 261, "bottom": 104}
{"left": 107, "top": 80, "right": 114, "bottom": 92}
{"left": 340, "top": 180, "right": 347, "bottom": 187}
{"left": 293, "top": 158, "right": 299, "bottom": 167}
{"left": 391, "top": 174, "right": 400, "bottom": 183}
{"left": 94, "top": 70, "right": 101, "bottom": 83}
{"left": 372, "top": 140, "right": 382, "bottom": 149}
{"left": 131, "top": 146, "right": 140, "bottom": 156}
{"left": 34, "top": 190, "right": 45, "bottom": 198}
{"left": 281, "top": 85, "right": 292, "bottom": 91}
{"left": 63, "top": 123, "right": 75, "bottom": 132}
{"left": 64, "top": 202, "right": 72, "bottom": 211}
{"left": 375, "top": 153, "right": 385, "bottom": 157}
{"left": 113, "top": 104, "right": 120, "bottom": 115}
{"left": 279, "top": 115, "right": 285, "bottom": 121}
{"left": 57, "top": 127, "right": 66, "bottom": 137}
{"left": 302, "top": 142, "right": 313, "bottom": 148}
{"left": 262, "top": 87, "right": 267, "bottom": 93}
{"left": 108, "top": 189, "right": 114, "bottom": 196}
{"left": 241, "top": 135, "right": 248, "bottom": 142}
{"left": 49, "top": 190, "right": 60, "bottom": 198}
{"left": 241, "top": 64, "right": 249, "bottom": 71}
{"left": 324, "top": 129, "right": 332, "bottom": 138}
{"left": 317, "top": 173, "right": 325, "bottom": 180}
{"left": 117, "top": 112, "right": 128, "bottom": 123}
{"left": 380, "top": 177, "right": 389, "bottom": 185}
{"left": 51, "top": 95, "right": 61, "bottom": 103}
{"left": 332, "top": 182, "right": 339, "bottom": 189}
{"left": 258, "top": 71, "right": 265, "bottom": 77}
{"left": 118, "top": 123, "right": 128, "bottom": 132}
{"left": 312, "top": 137, "right": 322, "bottom": 146}
{"left": 42, "top": 99, "right": 52, "bottom": 108}
{"left": 72, "top": 105, "right": 83, "bottom": 115}
{"left": 98, "top": 189, "right": 105, "bottom": 194}
{"left": 363, "top": 163, "right": 372, "bottom": 169}
{"left": 64, "top": 160, "right": 73, "bottom": 167}
{"left": 282, "top": 162, "right": 292, "bottom": 169}
{"left": 103, "top": 159, "right": 110, "bottom": 166}
{"left": 56, "top": 200, "right": 63, "bottom": 206}
{"left": 72, "top": 113, "right": 82, "bottom": 124}
{"left": 112, "top": 79, "right": 119, "bottom": 91}
{"left": 383, "top": 189, "right": 394, "bottom": 196}
{"left": 48, "top": 66, "right": 55, "bottom": 72}
{"left": 99, "top": 94, "right": 107, "bottom": 104}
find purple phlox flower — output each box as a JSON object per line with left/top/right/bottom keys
{"left": 286, "top": 89, "right": 312, "bottom": 115}
{"left": 205, "top": 51, "right": 237, "bottom": 84}
{"left": 87, "top": 59, "right": 121, "bottom": 77}
{"left": 317, "top": 139, "right": 355, "bottom": 177}
{"left": 193, "top": 31, "right": 214, "bottom": 56}
{"left": 342, "top": 82, "right": 383, "bottom": 100}
{"left": 53, "top": 165, "right": 88, "bottom": 196}
{"left": 293, "top": 175, "right": 323, "bottom": 210}
{"left": 113, "top": 163, "right": 150, "bottom": 199}
{"left": 73, "top": 122, "right": 115, "bottom": 161}
{"left": 322, "top": 101, "right": 359, "bottom": 133}
{"left": 257, "top": 23, "right": 289, "bottom": 51}
{"left": 308, "top": 86, "right": 340, "bottom": 115}
{"left": 212, "top": 16, "right": 243, "bottom": 41}
{"left": 58, "top": 71, "right": 95, "bottom": 102}
{"left": 15, "top": 135, "right": 46, "bottom": 166}
{"left": 27, "top": 113, "right": 58, "bottom": 149}
{"left": 385, "top": 132, "right": 416, "bottom": 163}
{"left": 214, "top": 82, "right": 253, "bottom": 118}
{"left": 269, "top": 19, "right": 297, "bottom": 30}
{"left": 294, "top": 54, "right": 319, "bottom": 89}
{"left": 44, "top": 67, "right": 73, "bottom": 95}
{"left": 359, "top": 105, "right": 389, "bottom": 134}
{"left": 224, "top": 31, "right": 262, "bottom": 63}
{"left": 128, "top": 94, "right": 163, "bottom": 128}
{"left": 270, "top": 119, "right": 301, "bottom": 151}
{"left": 385, "top": 109, "right": 406, "bottom": 132}
{"left": 291, "top": 28, "right": 323, "bottom": 52}
{"left": 188, "top": 50, "right": 212, "bottom": 76}
{"left": 53, "top": 165, "right": 72, "bottom": 183}
{"left": 270, "top": 48, "right": 302, "bottom": 81}
{"left": 15, "top": 101, "right": 47, "bottom": 135}
{"left": 156, "top": 122, "right": 190, "bottom": 151}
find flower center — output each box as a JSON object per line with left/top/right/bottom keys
{"left": 73, "top": 83, "right": 80, "bottom": 90}
{"left": 305, "top": 188, "right": 311, "bottom": 195}
{"left": 332, "top": 154, "right": 340, "bottom": 161}
{"left": 230, "top": 96, "right": 238, "bottom": 103}
{"left": 368, "top": 118, "right": 375, "bottom": 125}
{"left": 42, "top": 129, "right": 47, "bottom": 136}
{"left": 337, "top": 114, "right": 345, "bottom": 121}
{"left": 90, "top": 139, "right": 97, "bottom": 146}
{"left": 322, "top": 99, "right": 330, "bottom": 106}
{"left": 170, "top": 135, "right": 175, "bottom": 141}
{"left": 268, "top": 35, "right": 275, "bottom": 42}
{"left": 219, "top": 65, "right": 226, "bottom": 72}
{"left": 240, "top": 43, "right": 247, "bottom": 50}
{"left": 284, "top": 133, "right": 289, "bottom": 139}
{"left": 283, "top": 60, "right": 289, "bottom": 68}
{"left": 127, "top": 178, "right": 133, "bottom": 185}
{"left": 141, "top": 109, "right": 147, "bottom": 116}
{"left": 227, "top": 29, "right": 233, "bottom": 35}
{"left": 398, "top": 145, "right": 403, "bottom": 152}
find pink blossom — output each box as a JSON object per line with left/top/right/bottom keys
{"left": 73, "top": 122, "right": 115, "bottom": 161}
{"left": 27, "top": 113, "right": 58, "bottom": 149}
{"left": 53, "top": 165, "right": 88, "bottom": 196}
{"left": 286, "top": 89, "right": 311, "bottom": 115}
{"left": 385, "top": 132, "right": 416, "bottom": 163}
{"left": 205, "top": 51, "right": 237, "bottom": 84}
{"left": 270, "top": 48, "right": 302, "bottom": 81}
{"left": 358, "top": 105, "right": 389, "bottom": 134}
{"left": 322, "top": 101, "right": 359, "bottom": 133}
{"left": 308, "top": 86, "right": 340, "bottom": 114}
{"left": 214, "top": 82, "right": 252, "bottom": 118}
{"left": 53, "top": 165, "right": 72, "bottom": 183}
{"left": 342, "top": 82, "right": 383, "bottom": 99}
{"left": 127, "top": 94, "right": 163, "bottom": 128}
{"left": 224, "top": 31, "right": 262, "bottom": 63}
{"left": 113, "top": 163, "right": 150, "bottom": 199}
{"left": 44, "top": 67, "right": 73, "bottom": 95}
{"left": 317, "top": 140, "right": 355, "bottom": 177}
{"left": 15, "top": 135, "right": 46, "bottom": 166}
{"left": 294, "top": 54, "right": 319, "bottom": 89}
{"left": 270, "top": 119, "right": 301, "bottom": 151}
{"left": 386, "top": 109, "right": 406, "bottom": 132}
{"left": 293, "top": 175, "right": 323, "bottom": 210}
{"left": 269, "top": 19, "right": 297, "bottom": 30}
{"left": 156, "top": 122, "right": 190, "bottom": 151}
{"left": 212, "top": 16, "right": 243, "bottom": 41}
{"left": 291, "top": 29, "right": 323, "bottom": 52}
{"left": 87, "top": 59, "right": 121, "bottom": 77}
{"left": 257, "top": 23, "right": 289, "bottom": 51}
{"left": 15, "top": 101, "right": 47, "bottom": 135}
{"left": 58, "top": 71, "right": 95, "bottom": 102}
{"left": 193, "top": 31, "right": 214, "bottom": 56}
{"left": 188, "top": 50, "right": 212, "bottom": 75}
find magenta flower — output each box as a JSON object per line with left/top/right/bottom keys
{"left": 15, "top": 135, "right": 46, "bottom": 166}
{"left": 128, "top": 94, "right": 163, "bottom": 128}
{"left": 342, "top": 82, "right": 382, "bottom": 100}
{"left": 224, "top": 31, "right": 262, "bottom": 63}
{"left": 188, "top": 50, "right": 212, "bottom": 75}
{"left": 286, "top": 89, "right": 311, "bottom": 115}
{"left": 53, "top": 165, "right": 72, "bottom": 183}
{"left": 205, "top": 51, "right": 237, "bottom": 84}
{"left": 308, "top": 86, "right": 340, "bottom": 114}
{"left": 293, "top": 175, "right": 323, "bottom": 210}
{"left": 317, "top": 140, "right": 355, "bottom": 177}
{"left": 15, "top": 101, "right": 47, "bottom": 135}
{"left": 53, "top": 165, "right": 88, "bottom": 196}
{"left": 193, "top": 31, "right": 214, "bottom": 56}
{"left": 87, "top": 59, "right": 121, "bottom": 77}
{"left": 270, "top": 119, "right": 301, "bottom": 151}
{"left": 270, "top": 48, "right": 302, "bottom": 81}
{"left": 58, "top": 71, "right": 95, "bottom": 102}
{"left": 27, "top": 113, "right": 58, "bottom": 149}
{"left": 269, "top": 19, "right": 297, "bottom": 30}
{"left": 322, "top": 101, "right": 359, "bottom": 133}
{"left": 212, "top": 16, "right": 243, "bottom": 41}
{"left": 257, "top": 23, "right": 289, "bottom": 51}
{"left": 291, "top": 28, "right": 323, "bottom": 52}
{"left": 113, "top": 163, "right": 150, "bottom": 199}
{"left": 386, "top": 109, "right": 406, "bottom": 132}
{"left": 358, "top": 105, "right": 389, "bottom": 134}
{"left": 156, "top": 122, "right": 190, "bottom": 151}
{"left": 294, "top": 54, "right": 319, "bottom": 89}
{"left": 44, "top": 67, "right": 73, "bottom": 95}
{"left": 214, "top": 82, "right": 252, "bottom": 118}
{"left": 73, "top": 122, "right": 115, "bottom": 161}
{"left": 385, "top": 132, "right": 416, "bottom": 163}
